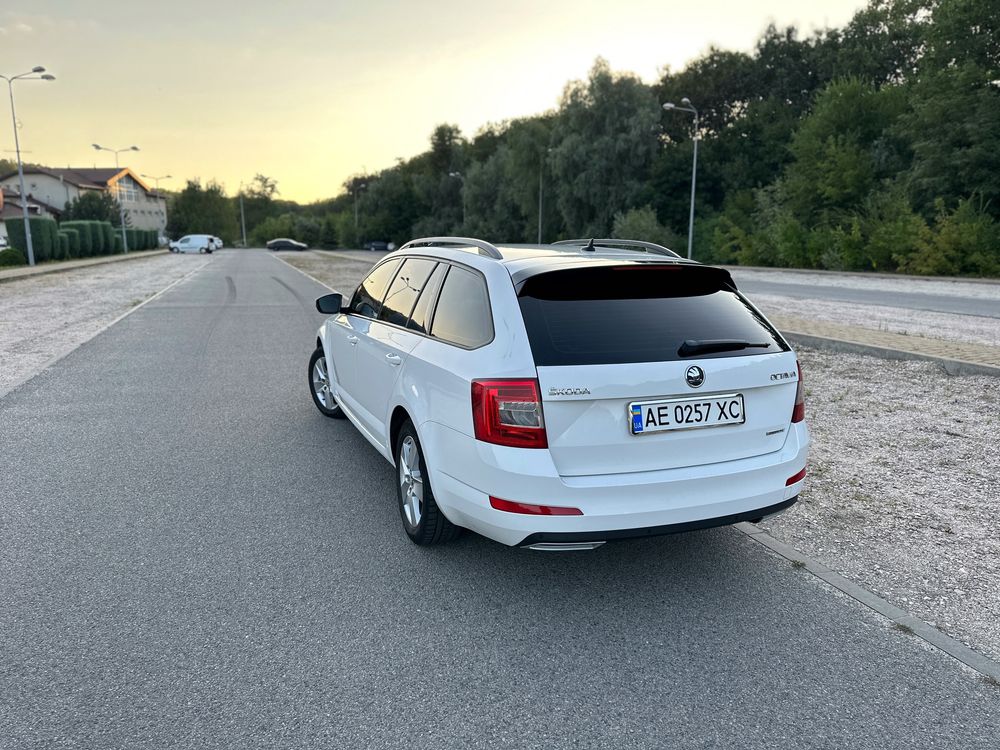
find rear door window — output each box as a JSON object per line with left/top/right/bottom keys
{"left": 378, "top": 258, "right": 438, "bottom": 327}
{"left": 407, "top": 263, "right": 448, "bottom": 334}
{"left": 517, "top": 264, "right": 787, "bottom": 366}
{"left": 349, "top": 259, "right": 401, "bottom": 319}
{"left": 429, "top": 266, "right": 493, "bottom": 348}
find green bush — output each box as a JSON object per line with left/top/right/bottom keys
{"left": 88, "top": 221, "right": 105, "bottom": 254}
{"left": 60, "top": 228, "right": 81, "bottom": 258}
{"left": 113, "top": 235, "right": 124, "bottom": 253}
{"left": 59, "top": 221, "right": 94, "bottom": 256}
{"left": 6, "top": 217, "right": 58, "bottom": 262}
{"left": 0, "top": 246, "right": 27, "bottom": 266}
{"left": 57, "top": 233, "right": 70, "bottom": 260}
{"left": 125, "top": 228, "right": 142, "bottom": 251}
{"left": 46, "top": 220, "right": 60, "bottom": 259}
{"left": 148, "top": 229, "right": 159, "bottom": 249}
{"left": 100, "top": 222, "right": 115, "bottom": 254}
{"left": 898, "top": 198, "right": 1000, "bottom": 276}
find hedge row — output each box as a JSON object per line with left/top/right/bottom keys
{"left": 124, "top": 228, "right": 158, "bottom": 250}
{"left": 6, "top": 217, "right": 60, "bottom": 262}
{"left": 58, "top": 220, "right": 120, "bottom": 257}
{"left": 7, "top": 218, "right": 160, "bottom": 262}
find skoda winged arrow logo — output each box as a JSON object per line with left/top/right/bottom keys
{"left": 685, "top": 366, "right": 705, "bottom": 388}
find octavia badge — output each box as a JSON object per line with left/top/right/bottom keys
{"left": 685, "top": 366, "right": 705, "bottom": 388}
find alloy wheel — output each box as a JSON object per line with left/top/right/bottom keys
{"left": 398, "top": 435, "right": 424, "bottom": 528}
{"left": 312, "top": 357, "right": 333, "bottom": 408}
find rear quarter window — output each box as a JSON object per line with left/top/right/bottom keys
{"left": 429, "top": 265, "right": 493, "bottom": 348}
{"left": 517, "top": 264, "right": 788, "bottom": 366}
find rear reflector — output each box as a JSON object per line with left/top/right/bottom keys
{"left": 785, "top": 467, "right": 807, "bottom": 486}
{"left": 489, "top": 496, "right": 583, "bottom": 516}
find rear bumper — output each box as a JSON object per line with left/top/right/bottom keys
{"left": 517, "top": 496, "right": 797, "bottom": 547}
{"left": 421, "top": 420, "right": 809, "bottom": 547}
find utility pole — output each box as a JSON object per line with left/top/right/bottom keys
{"left": 239, "top": 192, "right": 247, "bottom": 247}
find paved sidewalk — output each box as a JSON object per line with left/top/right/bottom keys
{"left": 0, "top": 249, "right": 167, "bottom": 284}
{"left": 771, "top": 313, "right": 1000, "bottom": 374}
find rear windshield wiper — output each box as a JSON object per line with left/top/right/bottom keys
{"left": 678, "top": 339, "right": 772, "bottom": 357}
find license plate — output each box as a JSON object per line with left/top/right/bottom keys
{"left": 629, "top": 393, "right": 745, "bottom": 435}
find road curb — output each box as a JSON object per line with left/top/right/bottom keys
{"left": 783, "top": 331, "right": 1000, "bottom": 378}
{"left": 736, "top": 522, "right": 1000, "bottom": 682}
{"left": 0, "top": 250, "right": 169, "bottom": 284}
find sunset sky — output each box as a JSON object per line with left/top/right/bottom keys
{"left": 3, "top": 1, "right": 867, "bottom": 203}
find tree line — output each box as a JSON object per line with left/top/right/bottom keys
{"left": 167, "top": 0, "right": 999, "bottom": 276}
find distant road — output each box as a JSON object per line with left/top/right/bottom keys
{"left": 729, "top": 268, "right": 1000, "bottom": 318}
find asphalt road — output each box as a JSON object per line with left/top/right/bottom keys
{"left": 731, "top": 273, "right": 1000, "bottom": 318}
{"left": 2, "top": 249, "right": 997, "bottom": 749}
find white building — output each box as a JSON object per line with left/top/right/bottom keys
{"left": 0, "top": 166, "right": 168, "bottom": 233}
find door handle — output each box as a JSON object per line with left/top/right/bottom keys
{"left": 347, "top": 335, "right": 359, "bottom": 346}
{"left": 385, "top": 353, "right": 402, "bottom": 365}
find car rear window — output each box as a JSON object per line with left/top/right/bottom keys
{"left": 517, "top": 264, "right": 788, "bottom": 366}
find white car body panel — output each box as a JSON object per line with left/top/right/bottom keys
{"left": 315, "top": 243, "right": 810, "bottom": 547}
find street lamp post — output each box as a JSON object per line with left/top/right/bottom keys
{"left": 448, "top": 171, "right": 466, "bottom": 228}
{"left": 663, "top": 98, "right": 699, "bottom": 260}
{"left": 353, "top": 182, "right": 367, "bottom": 244}
{"left": 93, "top": 143, "right": 139, "bottom": 252}
{"left": 2, "top": 66, "right": 56, "bottom": 266}
{"left": 140, "top": 173, "right": 171, "bottom": 193}
{"left": 237, "top": 185, "right": 248, "bottom": 248}
{"left": 141, "top": 173, "right": 171, "bottom": 244}
{"left": 537, "top": 147, "right": 552, "bottom": 244}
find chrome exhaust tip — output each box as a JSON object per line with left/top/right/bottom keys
{"left": 526, "top": 541, "right": 606, "bottom": 552}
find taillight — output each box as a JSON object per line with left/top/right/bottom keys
{"left": 791, "top": 361, "right": 805, "bottom": 423}
{"left": 472, "top": 379, "right": 547, "bottom": 449}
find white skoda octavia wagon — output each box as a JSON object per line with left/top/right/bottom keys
{"left": 309, "top": 237, "right": 808, "bottom": 550}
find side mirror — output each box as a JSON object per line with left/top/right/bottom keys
{"left": 316, "top": 293, "right": 345, "bottom": 314}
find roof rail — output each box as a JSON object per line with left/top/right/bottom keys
{"left": 553, "top": 238, "right": 681, "bottom": 258}
{"left": 398, "top": 236, "right": 503, "bottom": 260}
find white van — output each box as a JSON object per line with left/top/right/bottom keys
{"left": 169, "top": 235, "right": 221, "bottom": 254}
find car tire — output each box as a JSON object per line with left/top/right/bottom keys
{"left": 309, "top": 347, "right": 346, "bottom": 419}
{"left": 395, "top": 419, "right": 461, "bottom": 546}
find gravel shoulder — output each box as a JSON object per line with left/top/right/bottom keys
{"left": 0, "top": 253, "right": 212, "bottom": 397}
{"left": 762, "top": 348, "right": 1000, "bottom": 662}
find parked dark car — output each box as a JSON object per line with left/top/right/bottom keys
{"left": 266, "top": 238, "right": 308, "bottom": 251}
{"left": 364, "top": 240, "right": 390, "bottom": 251}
